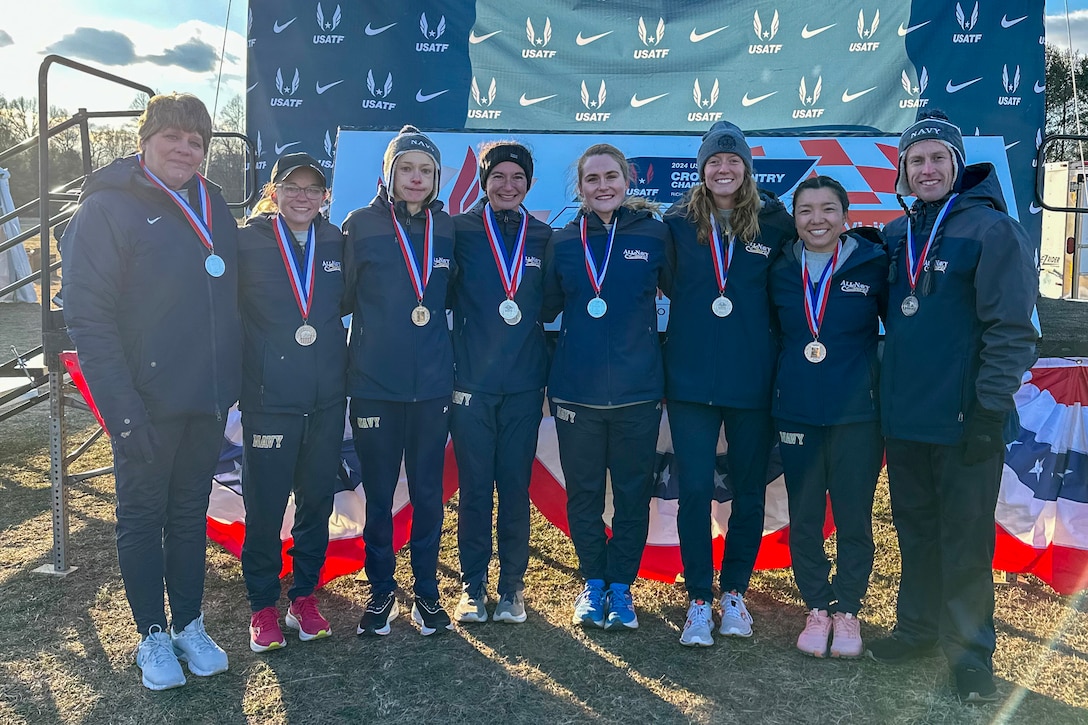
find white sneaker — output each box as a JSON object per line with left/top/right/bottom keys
{"left": 171, "top": 613, "right": 229, "bottom": 676}
{"left": 679, "top": 599, "right": 714, "bottom": 647}
{"left": 454, "top": 587, "right": 488, "bottom": 623}
{"left": 719, "top": 592, "right": 753, "bottom": 637}
{"left": 136, "top": 626, "right": 186, "bottom": 691}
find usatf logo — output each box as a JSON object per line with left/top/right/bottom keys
{"left": 418, "top": 13, "right": 449, "bottom": 52}
{"left": 749, "top": 10, "right": 782, "bottom": 53}
{"left": 627, "top": 161, "right": 657, "bottom": 198}
{"left": 623, "top": 249, "right": 650, "bottom": 261}
{"left": 745, "top": 241, "right": 772, "bottom": 257}
{"left": 251, "top": 434, "right": 283, "bottom": 449}
{"left": 524, "top": 17, "right": 557, "bottom": 58}
{"left": 252, "top": 130, "right": 267, "bottom": 171}
{"left": 576, "top": 80, "right": 610, "bottom": 122}
{"left": 247, "top": 8, "right": 255, "bottom": 47}
{"left": 313, "top": 4, "right": 344, "bottom": 44}
{"left": 953, "top": 2, "right": 982, "bottom": 43}
{"left": 793, "top": 76, "right": 824, "bottom": 118}
{"left": 469, "top": 77, "right": 501, "bottom": 119}
{"left": 900, "top": 67, "right": 930, "bottom": 109}
{"left": 319, "top": 130, "right": 335, "bottom": 169}
{"left": 999, "top": 64, "right": 1022, "bottom": 106}
{"left": 634, "top": 17, "right": 669, "bottom": 58}
{"left": 689, "top": 78, "right": 722, "bottom": 122}
{"left": 850, "top": 9, "right": 879, "bottom": 51}
{"left": 271, "top": 69, "right": 303, "bottom": 107}
{"left": 323, "top": 259, "right": 341, "bottom": 272}
{"left": 363, "top": 70, "right": 396, "bottom": 110}
{"left": 840, "top": 280, "right": 870, "bottom": 294}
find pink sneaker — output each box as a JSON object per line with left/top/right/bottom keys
{"left": 830, "top": 612, "right": 863, "bottom": 658}
{"left": 250, "top": 607, "right": 286, "bottom": 653}
{"left": 796, "top": 609, "right": 831, "bottom": 657}
{"left": 286, "top": 595, "right": 331, "bottom": 641}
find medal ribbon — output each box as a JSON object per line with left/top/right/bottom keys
{"left": 389, "top": 203, "right": 433, "bottom": 303}
{"left": 580, "top": 215, "right": 617, "bottom": 297}
{"left": 905, "top": 194, "right": 957, "bottom": 292}
{"left": 709, "top": 213, "right": 734, "bottom": 295}
{"left": 138, "top": 154, "right": 214, "bottom": 252}
{"left": 800, "top": 240, "right": 841, "bottom": 340}
{"left": 483, "top": 203, "right": 528, "bottom": 301}
{"left": 272, "top": 215, "right": 316, "bottom": 322}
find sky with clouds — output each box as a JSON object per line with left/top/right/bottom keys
{"left": 1, "top": 3, "right": 1088, "bottom": 122}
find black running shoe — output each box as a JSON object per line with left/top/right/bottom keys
{"left": 955, "top": 667, "right": 999, "bottom": 705}
{"left": 356, "top": 592, "right": 399, "bottom": 636}
{"left": 411, "top": 596, "right": 453, "bottom": 635}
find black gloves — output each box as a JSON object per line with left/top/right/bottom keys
{"left": 114, "top": 423, "right": 156, "bottom": 464}
{"left": 961, "top": 405, "right": 1006, "bottom": 465}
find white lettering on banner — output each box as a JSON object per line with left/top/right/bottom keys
{"left": 627, "top": 188, "right": 658, "bottom": 198}
{"left": 575, "top": 113, "right": 610, "bottom": 122}
{"left": 270, "top": 98, "right": 303, "bottom": 108}
{"left": 792, "top": 109, "right": 825, "bottom": 118}
{"left": 468, "top": 109, "right": 502, "bottom": 119}
{"left": 754, "top": 173, "right": 785, "bottom": 184}
{"left": 356, "top": 417, "right": 381, "bottom": 429}
{"left": 417, "top": 43, "right": 449, "bottom": 52}
{"left": 251, "top": 434, "right": 284, "bottom": 449}
{"left": 849, "top": 42, "right": 879, "bottom": 52}
{"left": 633, "top": 49, "right": 669, "bottom": 59}
{"left": 953, "top": 33, "right": 982, "bottom": 43}
{"left": 313, "top": 35, "right": 345, "bottom": 44}
{"left": 688, "top": 112, "right": 723, "bottom": 122}
{"left": 748, "top": 44, "right": 783, "bottom": 54}
{"left": 900, "top": 98, "right": 930, "bottom": 109}
{"left": 361, "top": 100, "right": 396, "bottom": 110}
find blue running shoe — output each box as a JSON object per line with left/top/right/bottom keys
{"left": 604, "top": 583, "right": 638, "bottom": 630}
{"left": 572, "top": 579, "right": 606, "bottom": 628}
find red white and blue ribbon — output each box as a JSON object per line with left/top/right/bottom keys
{"left": 905, "top": 193, "right": 957, "bottom": 293}
{"left": 389, "top": 203, "right": 433, "bottom": 302}
{"left": 709, "top": 213, "right": 734, "bottom": 295}
{"left": 800, "top": 240, "right": 841, "bottom": 340}
{"left": 580, "top": 215, "right": 617, "bottom": 297}
{"left": 138, "top": 154, "right": 214, "bottom": 252}
{"left": 272, "top": 215, "right": 316, "bottom": 322}
{"left": 484, "top": 203, "right": 528, "bottom": 301}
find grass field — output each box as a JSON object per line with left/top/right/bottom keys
{"left": 1, "top": 300, "right": 1087, "bottom": 725}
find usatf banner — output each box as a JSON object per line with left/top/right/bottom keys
{"left": 247, "top": 0, "right": 1045, "bottom": 242}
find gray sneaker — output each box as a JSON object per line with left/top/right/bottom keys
{"left": 454, "top": 587, "right": 488, "bottom": 623}
{"left": 719, "top": 592, "right": 754, "bottom": 637}
{"left": 171, "top": 613, "right": 229, "bottom": 676}
{"left": 679, "top": 599, "right": 714, "bottom": 647}
{"left": 493, "top": 591, "right": 527, "bottom": 623}
{"left": 136, "top": 626, "right": 186, "bottom": 691}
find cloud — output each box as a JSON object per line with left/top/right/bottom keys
{"left": 44, "top": 27, "right": 138, "bottom": 66}
{"left": 1047, "top": 11, "right": 1088, "bottom": 55}
{"left": 144, "top": 37, "right": 218, "bottom": 73}
{"left": 0, "top": 30, "right": 13, "bottom": 48}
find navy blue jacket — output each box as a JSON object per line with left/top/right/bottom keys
{"left": 662, "top": 190, "right": 794, "bottom": 408}
{"left": 450, "top": 201, "right": 552, "bottom": 394}
{"left": 62, "top": 155, "right": 242, "bottom": 433}
{"left": 342, "top": 189, "right": 455, "bottom": 402}
{"left": 543, "top": 204, "right": 670, "bottom": 406}
{"left": 769, "top": 229, "right": 888, "bottom": 426}
{"left": 237, "top": 213, "right": 347, "bottom": 414}
{"left": 881, "top": 163, "right": 1038, "bottom": 444}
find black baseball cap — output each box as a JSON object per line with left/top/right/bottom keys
{"left": 271, "top": 152, "right": 327, "bottom": 186}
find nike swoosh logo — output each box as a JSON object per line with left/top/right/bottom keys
{"left": 315, "top": 80, "right": 344, "bottom": 95}
{"left": 689, "top": 26, "right": 727, "bottom": 43}
{"left": 364, "top": 22, "right": 396, "bottom": 36}
{"left": 576, "top": 31, "right": 613, "bottom": 45}
{"left": 273, "top": 18, "right": 296, "bottom": 33}
{"left": 1034, "top": 81, "right": 1045, "bottom": 94}
{"left": 945, "top": 77, "right": 983, "bottom": 93}
{"left": 1029, "top": 203, "right": 1042, "bottom": 214}
{"left": 897, "top": 20, "right": 931, "bottom": 36}
{"left": 519, "top": 93, "right": 556, "bottom": 106}
{"left": 741, "top": 91, "right": 776, "bottom": 107}
{"left": 800, "top": 23, "right": 836, "bottom": 39}
{"left": 275, "top": 142, "right": 301, "bottom": 154}
{"left": 630, "top": 93, "right": 668, "bottom": 108}
{"left": 1004, "top": 141, "right": 1020, "bottom": 151}
{"left": 416, "top": 89, "right": 449, "bottom": 102}
{"left": 147, "top": 217, "right": 162, "bottom": 225}
{"left": 469, "top": 30, "right": 501, "bottom": 43}
{"left": 246, "top": 82, "right": 258, "bottom": 93}
{"left": 841, "top": 87, "right": 877, "bottom": 103}
{"left": 1001, "top": 14, "right": 1028, "bottom": 28}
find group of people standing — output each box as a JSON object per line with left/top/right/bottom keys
{"left": 61, "top": 92, "right": 1037, "bottom": 706}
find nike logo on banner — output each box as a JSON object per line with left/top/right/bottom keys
{"left": 469, "top": 30, "right": 501, "bottom": 43}
{"left": 1034, "top": 81, "right": 1045, "bottom": 93}
{"left": 841, "top": 87, "right": 877, "bottom": 102}
{"left": 147, "top": 216, "right": 162, "bottom": 225}
{"left": 800, "top": 23, "right": 836, "bottom": 39}
{"left": 275, "top": 141, "right": 301, "bottom": 154}
{"left": 315, "top": 80, "right": 344, "bottom": 94}
{"left": 689, "top": 26, "right": 727, "bottom": 42}
{"left": 945, "top": 77, "right": 983, "bottom": 93}
{"left": 364, "top": 22, "right": 396, "bottom": 36}
{"left": 273, "top": 18, "right": 296, "bottom": 33}
{"left": 1004, "top": 141, "right": 1020, "bottom": 151}
{"left": 519, "top": 93, "right": 556, "bottom": 106}
{"left": 741, "top": 91, "right": 776, "bottom": 107}
{"left": 1001, "top": 14, "right": 1028, "bottom": 28}
{"left": 416, "top": 89, "right": 449, "bottom": 102}
{"left": 1029, "top": 203, "right": 1042, "bottom": 214}
{"left": 247, "top": 82, "right": 259, "bottom": 93}
{"left": 897, "top": 21, "right": 931, "bottom": 36}
{"left": 576, "top": 31, "right": 613, "bottom": 45}
{"left": 630, "top": 93, "right": 668, "bottom": 108}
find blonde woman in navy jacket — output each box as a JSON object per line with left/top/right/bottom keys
{"left": 543, "top": 143, "right": 670, "bottom": 632}
{"left": 662, "top": 121, "right": 794, "bottom": 647}
{"left": 769, "top": 176, "right": 887, "bottom": 660}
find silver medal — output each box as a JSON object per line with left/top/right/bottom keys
{"left": 587, "top": 297, "right": 607, "bottom": 319}
{"left": 411, "top": 305, "right": 431, "bottom": 326}
{"left": 901, "top": 295, "right": 919, "bottom": 317}
{"left": 295, "top": 324, "right": 318, "bottom": 346}
{"left": 505, "top": 310, "right": 522, "bottom": 326}
{"left": 499, "top": 299, "right": 521, "bottom": 322}
{"left": 712, "top": 296, "right": 733, "bottom": 318}
{"left": 205, "top": 253, "right": 225, "bottom": 278}
{"left": 804, "top": 340, "right": 827, "bottom": 364}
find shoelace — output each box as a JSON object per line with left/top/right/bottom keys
{"left": 142, "top": 632, "right": 176, "bottom": 667}
{"left": 501, "top": 593, "right": 521, "bottom": 606}
{"left": 367, "top": 594, "right": 393, "bottom": 614}
{"left": 610, "top": 589, "right": 633, "bottom": 610}
{"left": 836, "top": 614, "right": 860, "bottom": 636}
{"left": 724, "top": 596, "right": 748, "bottom": 621}
{"left": 687, "top": 602, "right": 710, "bottom": 628}
{"left": 179, "top": 618, "right": 219, "bottom": 655}
{"left": 577, "top": 586, "right": 603, "bottom": 609}
{"left": 293, "top": 596, "right": 321, "bottom": 621}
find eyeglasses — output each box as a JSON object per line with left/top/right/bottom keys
{"left": 276, "top": 183, "right": 326, "bottom": 199}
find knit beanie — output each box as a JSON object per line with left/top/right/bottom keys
{"left": 895, "top": 108, "right": 965, "bottom": 196}
{"left": 382, "top": 125, "right": 442, "bottom": 204}
{"left": 696, "top": 120, "right": 752, "bottom": 178}
{"left": 478, "top": 142, "right": 534, "bottom": 189}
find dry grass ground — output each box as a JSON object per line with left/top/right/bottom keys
{"left": 1, "top": 301, "right": 1086, "bottom": 725}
